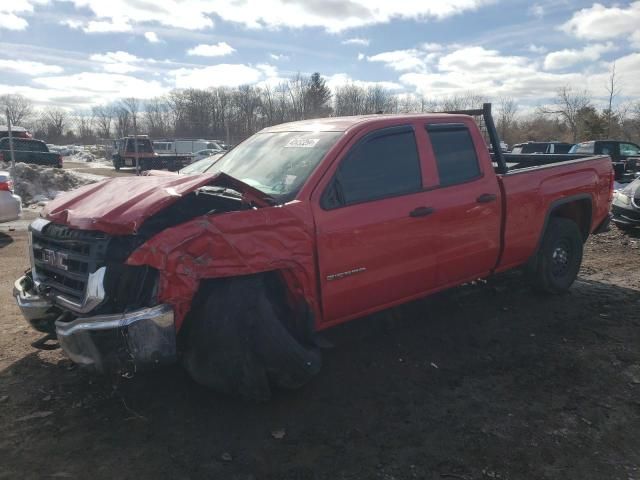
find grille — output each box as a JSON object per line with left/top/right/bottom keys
{"left": 31, "top": 223, "right": 110, "bottom": 302}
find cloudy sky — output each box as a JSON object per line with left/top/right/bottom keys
{"left": 0, "top": 0, "right": 638, "bottom": 111}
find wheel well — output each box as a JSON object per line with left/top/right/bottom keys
{"left": 179, "top": 271, "right": 315, "bottom": 346}
{"left": 549, "top": 198, "right": 592, "bottom": 241}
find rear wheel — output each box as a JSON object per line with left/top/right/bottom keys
{"left": 181, "top": 275, "right": 322, "bottom": 401}
{"left": 528, "top": 217, "right": 583, "bottom": 294}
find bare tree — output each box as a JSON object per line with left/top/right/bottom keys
{"left": 43, "top": 108, "right": 69, "bottom": 143}
{"left": 76, "top": 114, "right": 95, "bottom": 143}
{"left": 0, "top": 94, "right": 33, "bottom": 125}
{"left": 92, "top": 104, "right": 115, "bottom": 139}
{"left": 604, "top": 62, "right": 622, "bottom": 138}
{"left": 121, "top": 97, "right": 140, "bottom": 129}
{"left": 114, "top": 107, "right": 131, "bottom": 138}
{"left": 288, "top": 73, "right": 310, "bottom": 120}
{"left": 540, "top": 86, "right": 592, "bottom": 142}
{"left": 496, "top": 97, "right": 519, "bottom": 145}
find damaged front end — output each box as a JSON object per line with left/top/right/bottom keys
{"left": 14, "top": 171, "right": 315, "bottom": 379}
{"left": 13, "top": 218, "right": 177, "bottom": 373}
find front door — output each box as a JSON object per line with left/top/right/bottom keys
{"left": 312, "top": 125, "right": 439, "bottom": 326}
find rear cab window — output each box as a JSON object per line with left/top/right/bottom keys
{"left": 426, "top": 124, "right": 481, "bottom": 187}
{"left": 570, "top": 142, "right": 594, "bottom": 154}
{"left": 322, "top": 125, "right": 422, "bottom": 208}
{"left": 620, "top": 143, "right": 640, "bottom": 156}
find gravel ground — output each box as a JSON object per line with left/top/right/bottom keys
{"left": 0, "top": 226, "right": 639, "bottom": 480}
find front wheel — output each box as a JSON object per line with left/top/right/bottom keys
{"left": 181, "top": 275, "right": 322, "bottom": 401}
{"left": 527, "top": 217, "right": 583, "bottom": 294}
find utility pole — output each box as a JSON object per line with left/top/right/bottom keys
{"left": 132, "top": 114, "right": 140, "bottom": 175}
{"left": 5, "top": 108, "right": 16, "bottom": 178}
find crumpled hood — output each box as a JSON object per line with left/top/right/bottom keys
{"left": 43, "top": 172, "right": 273, "bottom": 235}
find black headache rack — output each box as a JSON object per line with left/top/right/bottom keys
{"left": 441, "top": 103, "right": 508, "bottom": 175}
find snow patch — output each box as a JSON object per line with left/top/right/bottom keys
{"left": 1, "top": 162, "right": 101, "bottom": 205}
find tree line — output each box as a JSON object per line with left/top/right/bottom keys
{"left": 2, "top": 69, "right": 640, "bottom": 148}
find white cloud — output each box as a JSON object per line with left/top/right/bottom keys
{"left": 367, "top": 49, "right": 426, "bottom": 72}
{"left": 326, "top": 73, "right": 403, "bottom": 92}
{"left": 269, "top": 53, "right": 289, "bottom": 61}
{"left": 543, "top": 43, "right": 615, "bottom": 70}
{"left": 60, "top": 19, "right": 83, "bottom": 29}
{"left": 0, "top": 0, "right": 48, "bottom": 30}
{"left": 256, "top": 63, "right": 278, "bottom": 78}
{"left": 169, "top": 64, "right": 264, "bottom": 89}
{"left": 357, "top": 53, "right": 365, "bottom": 61}
{"left": 31, "top": 72, "right": 167, "bottom": 105}
{"left": 144, "top": 31, "right": 160, "bottom": 43}
{"left": 342, "top": 37, "right": 370, "bottom": 46}
{"left": 83, "top": 19, "right": 132, "bottom": 33}
{"left": 58, "top": 0, "right": 495, "bottom": 33}
{"left": 561, "top": 2, "right": 640, "bottom": 42}
{"left": 90, "top": 51, "right": 142, "bottom": 74}
{"left": 60, "top": 0, "right": 214, "bottom": 31}
{"left": 187, "top": 42, "right": 236, "bottom": 57}
{"left": 398, "top": 46, "right": 575, "bottom": 100}
{"left": 0, "top": 59, "right": 63, "bottom": 75}
{"left": 0, "top": 13, "right": 29, "bottom": 30}
{"left": 529, "top": 44, "right": 547, "bottom": 54}
{"left": 421, "top": 42, "right": 443, "bottom": 52}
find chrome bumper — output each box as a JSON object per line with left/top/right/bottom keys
{"left": 14, "top": 274, "right": 177, "bottom": 373}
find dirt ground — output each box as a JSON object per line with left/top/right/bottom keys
{"left": 1, "top": 224, "right": 639, "bottom": 480}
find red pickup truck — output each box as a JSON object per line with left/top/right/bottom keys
{"left": 14, "top": 105, "right": 613, "bottom": 400}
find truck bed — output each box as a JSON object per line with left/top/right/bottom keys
{"left": 495, "top": 154, "right": 613, "bottom": 272}
{"left": 494, "top": 153, "right": 633, "bottom": 181}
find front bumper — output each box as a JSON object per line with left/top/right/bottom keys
{"left": 611, "top": 203, "right": 640, "bottom": 227}
{"left": 14, "top": 275, "right": 176, "bottom": 373}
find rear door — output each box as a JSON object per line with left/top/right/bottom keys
{"left": 312, "top": 124, "right": 439, "bottom": 325}
{"left": 419, "top": 122, "right": 502, "bottom": 285}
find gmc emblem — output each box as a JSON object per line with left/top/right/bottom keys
{"left": 42, "top": 249, "right": 68, "bottom": 270}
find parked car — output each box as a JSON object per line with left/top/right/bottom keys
{"left": 569, "top": 140, "right": 640, "bottom": 182}
{"left": 511, "top": 141, "right": 574, "bottom": 154}
{"left": 112, "top": 136, "right": 191, "bottom": 171}
{"left": 14, "top": 104, "right": 613, "bottom": 400}
{"left": 0, "top": 126, "right": 31, "bottom": 139}
{"left": 0, "top": 170, "right": 22, "bottom": 223}
{"left": 192, "top": 149, "right": 223, "bottom": 162}
{"left": 611, "top": 177, "right": 640, "bottom": 230}
{"left": 0, "top": 138, "right": 63, "bottom": 168}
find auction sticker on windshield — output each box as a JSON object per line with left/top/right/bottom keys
{"left": 284, "top": 138, "right": 320, "bottom": 148}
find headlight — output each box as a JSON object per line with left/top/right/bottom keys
{"left": 620, "top": 179, "right": 640, "bottom": 197}
{"left": 615, "top": 191, "right": 632, "bottom": 205}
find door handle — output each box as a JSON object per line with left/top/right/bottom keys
{"left": 476, "top": 193, "right": 497, "bottom": 203}
{"left": 409, "top": 206, "right": 435, "bottom": 217}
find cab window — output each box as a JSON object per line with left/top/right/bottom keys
{"left": 322, "top": 126, "right": 421, "bottom": 209}
{"left": 426, "top": 124, "right": 481, "bottom": 187}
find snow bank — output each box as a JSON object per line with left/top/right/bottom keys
{"left": 1, "top": 162, "right": 98, "bottom": 205}
{"left": 68, "top": 151, "right": 97, "bottom": 162}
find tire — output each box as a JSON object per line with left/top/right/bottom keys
{"left": 528, "top": 217, "right": 583, "bottom": 294}
{"left": 181, "top": 275, "right": 322, "bottom": 402}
